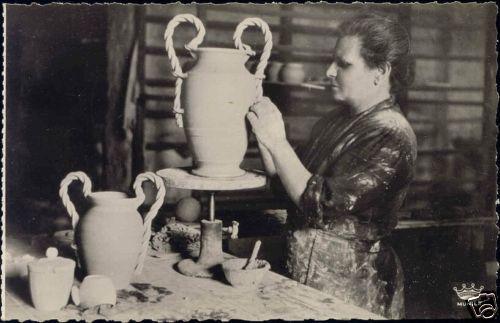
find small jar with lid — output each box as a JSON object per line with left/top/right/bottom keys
{"left": 28, "top": 247, "right": 75, "bottom": 311}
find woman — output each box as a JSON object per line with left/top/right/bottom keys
{"left": 247, "top": 14, "right": 417, "bottom": 319}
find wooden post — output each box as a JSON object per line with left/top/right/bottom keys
{"left": 481, "top": 5, "right": 498, "bottom": 216}
{"left": 131, "top": 6, "right": 146, "bottom": 181}
{"left": 103, "top": 5, "right": 137, "bottom": 191}
{"left": 279, "top": 4, "right": 293, "bottom": 63}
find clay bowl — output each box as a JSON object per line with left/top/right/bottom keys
{"left": 72, "top": 275, "right": 116, "bottom": 309}
{"left": 222, "top": 258, "right": 270, "bottom": 289}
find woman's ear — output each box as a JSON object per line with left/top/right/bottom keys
{"left": 378, "top": 63, "right": 391, "bottom": 79}
{"left": 374, "top": 63, "right": 391, "bottom": 86}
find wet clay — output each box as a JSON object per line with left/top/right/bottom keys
{"left": 67, "top": 283, "right": 173, "bottom": 319}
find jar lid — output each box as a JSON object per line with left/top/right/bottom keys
{"left": 28, "top": 247, "right": 76, "bottom": 273}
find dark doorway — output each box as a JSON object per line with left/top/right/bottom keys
{"left": 6, "top": 5, "right": 108, "bottom": 234}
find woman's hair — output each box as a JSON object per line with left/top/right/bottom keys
{"left": 338, "top": 13, "right": 414, "bottom": 93}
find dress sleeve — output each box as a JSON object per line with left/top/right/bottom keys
{"left": 299, "top": 125, "right": 415, "bottom": 228}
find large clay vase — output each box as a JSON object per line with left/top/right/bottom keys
{"left": 164, "top": 14, "right": 273, "bottom": 178}
{"left": 183, "top": 48, "right": 255, "bottom": 177}
{"left": 59, "top": 171, "right": 166, "bottom": 289}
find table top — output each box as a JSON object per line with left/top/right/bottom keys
{"left": 4, "top": 237, "right": 384, "bottom": 321}
{"left": 157, "top": 167, "right": 267, "bottom": 191}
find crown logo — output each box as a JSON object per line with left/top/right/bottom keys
{"left": 453, "top": 283, "right": 484, "bottom": 300}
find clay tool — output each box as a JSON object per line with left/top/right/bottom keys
{"left": 244, "top": 240, "right": 262, "bottom": 270}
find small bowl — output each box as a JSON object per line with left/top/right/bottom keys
{"left": 72, "top": 275, "right": 116, "bottom": 309}
{"left": 222, "top": 258, "right": 270, "bottom": 289}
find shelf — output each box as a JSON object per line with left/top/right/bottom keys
{"left": 411, "top": 54, "right": 484, "bottom": 61}
{"left": 408, "top": 99, "right": 484, "bottom": 106}
{"left": 410, "top": 85, "right": 484, "bottom": 92}
{"left": 144, "top": 77, "right": 484, "bottom": 94}
{"left": 395, "top": 217, "right": 495, "bottom": 230}
{"left": 202, "top": 4, "right": 343, "bottom": 21}
{"left": 145, "top": 14, "right": 282, "bottom": 32}
{"left": 145, "top": 14, "right": 341, "bottom": 37}
{"left": 144, "top": 50, "right": 484, "bottom": 67}
{"left": 266, "top": 82, "right": 485, "bottom": 93}
{"left": 144, "top": 45, "right": 334, "bottom": 63}
{"left": 264, "top": 81, "right": 327, "bottom": 91}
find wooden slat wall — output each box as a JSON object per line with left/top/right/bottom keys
{"left": 135, "top": 4, "right": 492, "bottom": 219}
{"left": 403, "top": 4, "right": 489, "bottom": 219}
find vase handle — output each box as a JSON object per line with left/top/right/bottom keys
{"left": 233, "top": 18, "right": 273, "bottom": 102}
{"left": 59, "top": 171, "right": 93, "bottom": 230}
{"left": 164, "top": 14, "right": 206, "bottom": 128}
{"left": 133, "top": 172, "right": 166, "bottom": 274}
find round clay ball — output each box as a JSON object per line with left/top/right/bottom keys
{"left": 175, "top": 197, "right": 201, "bottom": 223}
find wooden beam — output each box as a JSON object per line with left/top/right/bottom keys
{"left": 132, "top": 6, "right": 146, "bottom": 180}
{"left": 396, "top": 217, "right": 495, "bottom": 230}
{"left": 103, "top": 5, "right": 137, "bottom": 191}
{"left": 480, "top": 5, "right": 498, "bottom": 215}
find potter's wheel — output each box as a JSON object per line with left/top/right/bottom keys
{"left": 177, "top": 259, "right": 213, "bottom": 278}
{"left": 157, "top": 167, "right": 267, "bottom": 278}
{"left": 156, "top": 167, "right": 266, "bottom": 191}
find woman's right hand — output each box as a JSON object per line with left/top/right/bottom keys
{"left": 247, "top": 97, "right": 287, "bottom": 152}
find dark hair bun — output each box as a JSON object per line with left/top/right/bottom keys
{"left": 339, "top": 13, "right": 413, "bottom": 93}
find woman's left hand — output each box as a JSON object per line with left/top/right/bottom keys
{"left": 247, "top": 97, "right": 287, "bottom": 152}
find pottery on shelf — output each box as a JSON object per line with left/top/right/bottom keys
{"left": 59, "top": 171, "right": 166, "bottom": 289}
{"left": 280, "top": 63, "right": 306, "bottom": 84}
{"left": 28, "top": 247, "right": 75, "bottom": 312}
{"left": 266, "top": 61, "right": 284, "bottom": 82}
{"left": 164, "top": 14, "right": 273, "bottom": 178}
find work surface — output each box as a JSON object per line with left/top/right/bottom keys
{"left": 4, "top": 237, "right": 384, "bottom": 321}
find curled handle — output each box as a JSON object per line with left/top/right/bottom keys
{"left": 133, "top": 172, "right": 166, "bottom": 274}
{"left": 164, "top": 14, "right": 206, "bottom": 128}
{"left": 59, "top": 171, "right": 93, "bottom": 230}
{"left": 233, "top": 18, "right": 273, "bottom": 102}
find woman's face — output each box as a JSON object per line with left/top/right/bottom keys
{"left": 326, "top": 36, "right": 378, "bottom": 108}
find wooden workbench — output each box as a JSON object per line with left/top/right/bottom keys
{"left": 4, "top": 249, "right": 384, "bottom": 321}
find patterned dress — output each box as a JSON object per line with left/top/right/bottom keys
{"left": 283, "top": 97, "right": 417, "bottom": 319}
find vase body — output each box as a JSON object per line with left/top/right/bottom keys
{"left": 182, "top": 48, "right": 255, "bottom": 177}
{"left": 75, "top": 192, "right": 142, "bottom": 289}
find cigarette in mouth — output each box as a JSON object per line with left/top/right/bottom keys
{"left": 300, "top": 83, "right": 327, "bottom": 90}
